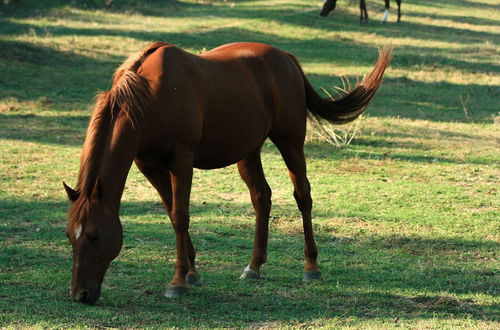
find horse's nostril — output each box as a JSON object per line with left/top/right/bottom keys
{"left": 75, "top": 289, "right": 89, "bottom": 302}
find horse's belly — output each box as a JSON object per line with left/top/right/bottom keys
{"left": 193, "top": 111, "right": 269, "bottom": 169}
{"left": 193, "top": 144, "right": 261, "bottom": 169}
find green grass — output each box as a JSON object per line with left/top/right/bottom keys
{"left": 1, "top": 0, "right": 499, "bottom": 328}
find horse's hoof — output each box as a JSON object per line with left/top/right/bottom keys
{"left": 186, "top": 273, "right": 201, "bottom": 286}
{"left": 239, "top": 265, "right": 261, "bottom": 280}
{"left": 303, "top": 270, "right": 322, "bottom": 282}
{"left": 164, "top": 285, "right": 188, "bottom": 298}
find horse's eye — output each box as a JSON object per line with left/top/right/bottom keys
{"left": 86, "top": 233, "right": 99, "bottom": 242}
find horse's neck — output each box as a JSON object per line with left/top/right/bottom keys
{"left": 96, "top": 121, "right": 140, "bottom": 211}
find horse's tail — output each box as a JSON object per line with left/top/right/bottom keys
{"left": 76, "top": 43, "right": 168, "bottom": 199}
{"left": 290, "top": 47, "right": 392, "bottom": 125}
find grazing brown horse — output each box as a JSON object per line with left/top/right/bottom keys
{"left": 320, "top": 0, "right": 402, "bottom": 23}
{"left": 63, "top": 41, "right": 392, "bottom": 304}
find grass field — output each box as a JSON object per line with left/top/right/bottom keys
{"left": 1, "top": 0, "right": 499, "bottom": 328}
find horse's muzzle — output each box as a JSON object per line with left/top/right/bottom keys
{"left": 73, "top": 285, "right": 101, "bottom": 304}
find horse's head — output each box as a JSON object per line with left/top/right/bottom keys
{"left": 320, "top": 0, "right": 337, "bottom": 17}
{"left": 64, "top": 182, "right": 123, "bottom": 304}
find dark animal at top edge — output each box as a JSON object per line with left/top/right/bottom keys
{"left": 320, "top": 0, "right": 402, "bottom": 23}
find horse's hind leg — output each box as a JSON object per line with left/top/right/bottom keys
{"left": 270, "top": 136, "right": 321, "bottom": 281}
{"left": 135, "top": 158, "right": 200, "bottom": 290}
{"left": 237, "top": 149, "right": 272, "bottom": 279}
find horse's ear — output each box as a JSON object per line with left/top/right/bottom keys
{"left": 63, "top": 182, "right": 79, "bottom": 202}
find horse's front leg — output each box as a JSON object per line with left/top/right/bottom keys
{"left": 164, "top": 153, "right": 195, "bottom": 298}
{"left": 135, "top": 158, "right": 200, "bottom": 291}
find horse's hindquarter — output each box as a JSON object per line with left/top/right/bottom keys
{"left": 203, "top": 43, "right": 309, "bottom": 139}
{"left": 138, "top": 43, "right": 306, "bottom": 169}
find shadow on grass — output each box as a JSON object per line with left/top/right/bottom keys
{"left": 410, "top": 11, "right": 500, "bottom": 27}
{"left": 1, "top": 198, "right": 497, "bottom": 326}
{"left": 0, "top": 113, "right": 87, "bottom": 146}
{"left": 1, "top": 30, "right": 497, "bottom": 124}
{"left": 416, "top": 0, "right": 500, "bottom": 12}
{"left": 3, "top": 0, "right": 499, "bottom": 45}
{"left": 303, "top": 140, "right": 496, "bottom": 165}
{"left": 4, "top": 2, "right": 498, "bottom": 46}
{"left": 1, "top": 5, "right": 498, "bottom": 122}
{"left": 0, "top": 40, "right": 117, "bottom": 106}
{"left": 313, "top": 74, "right": 498, "bottom": 123}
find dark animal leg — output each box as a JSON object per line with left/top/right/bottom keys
{"left": 360, "top": 0, "right": 368, "bottom": 24}
{"left": 136, "top": 156, "right": 199, "bottom": 296}
{"left": 359, "top": 0, "right": 364, "bottom": 23}
{"left": 237, "top": 149, "right": 272, "bottom": 279}
{"left": 320, "top": 0, "right": 337, "bottom": 17}
{"left": 382, "top": 0, "right": 390, "bottom": 23}
{"left": 271, "top": 136, "right": 321, "bottom": 281}
{"left": 396, "top": 0, "right": 401, "bottom": 22}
